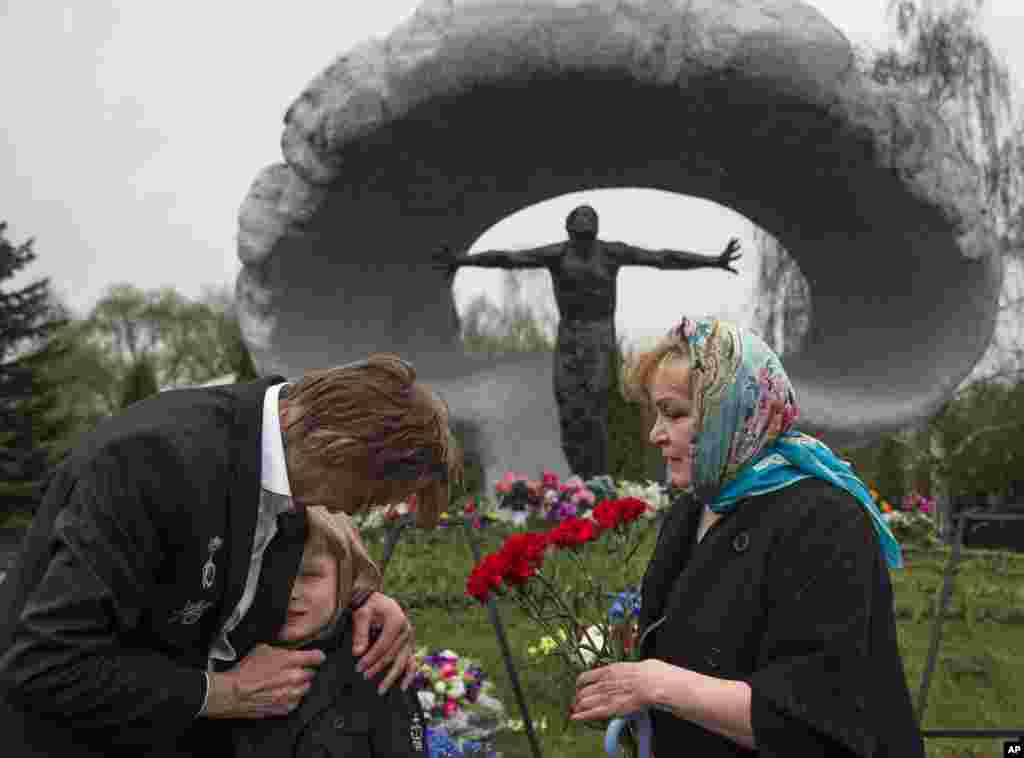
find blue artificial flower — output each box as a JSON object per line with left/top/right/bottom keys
{"left": 427, "top": 726, "right": 462, "bottom": 758}
{"left": 607, "top": 588, "right": 642, "bottom": 623}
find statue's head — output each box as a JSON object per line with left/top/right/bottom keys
{"left": 565, "top": 205, "right": 599, "bottom": 240}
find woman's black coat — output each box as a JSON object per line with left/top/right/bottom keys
{"left": 638, "top": 477, "right": 925, "bottom": 757}
{"left": 228, "top": 614, "right": 428, "bottom": 758}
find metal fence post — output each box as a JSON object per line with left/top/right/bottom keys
{"left": 915, "top": 511, "right": 968, "bottom": 724}
{"left": 462, "top": 516, "right": 544, "bottom": 758}
{"left": 378, "top": 516, "right": 411, "bottom": 577}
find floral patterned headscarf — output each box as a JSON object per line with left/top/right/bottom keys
{"left": 672, "top": 316, "right": 903, "bottom": 569}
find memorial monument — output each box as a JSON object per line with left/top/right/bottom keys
{"left": 235, "top": 0, "right": 1003, "bottom": 496}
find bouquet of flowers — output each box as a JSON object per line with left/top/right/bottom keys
{"left": 350, "top": 494, "right": 494, "bottom": 533}
{"left": 465, "top": 496, "right": 662, "bottom": 758}
{"left": 494, "top": 468, "right": 673, "bottom": 526}
{"left": 349, "top": 493, "right": 420, "bottom": 531}
{"left": 901, "top": 491, "right": 936, "bottom": 515}
{"left": 493, "top": 473, "right": 545, "bottom": 524}
{"left": 410, "top": 648, "right": 506, "bottom": 758}
{"left": 885, "top": 491, "right": 941, "bottom": 548}
{"left": 541, "top": 473, "right": 598, "bottom": 522}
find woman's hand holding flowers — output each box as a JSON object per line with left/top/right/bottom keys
{"left": 569, "top": 659, "right": 678, "bottom": 722}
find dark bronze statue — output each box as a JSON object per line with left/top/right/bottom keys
{"left": 433, "top": 204, "right": 741, "bottom": 481}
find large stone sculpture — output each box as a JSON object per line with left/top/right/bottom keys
{"left": 235, "top": 0, "right": 1003, "bottom": 497}
{"left": 433, "top": 204, "right": 739, "bottom": 480}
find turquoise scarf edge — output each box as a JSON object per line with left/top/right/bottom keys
{"left": 708, "top": 433, "right": 905, "bottom": 570}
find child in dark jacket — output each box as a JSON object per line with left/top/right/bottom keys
{"left": 229, "top": 507, "right": 428, "bottom": 758}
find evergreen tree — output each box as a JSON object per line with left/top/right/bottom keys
{"left": 0, "top": 222, "right": 70, "bottom": 517}
{"left": 607, "top": 336, "right": 662, "bottom": 484}
{"left": 875, "top": 433, "right": 908, "bottom": 506}
{"left": 119, "top": 354, "right": 160, "bottom": 409}
{"left": 224, "top": 308, "right": 259, "bottom": 382}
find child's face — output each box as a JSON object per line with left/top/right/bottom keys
{"left": 278, "top": 546, "right": 339, "bottom": 643}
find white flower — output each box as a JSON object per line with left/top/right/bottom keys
{"left": 434, "top": 681, "right": 447, "bottom": 694}
{"left": 616, "top": 479, "right": 671, "bottom": 515}
{"left": 447, "top": 680, "right": 466, "bottom": 699}
{"left": 418, "top": 691, "right": 436, "bottom": 711}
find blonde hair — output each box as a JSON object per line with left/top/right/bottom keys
{"left": 304, "top": 506, "right": 382, "bottom": 611}
{"left": 621, "top": 334, "right": 693, "bottom": 411}
{"left": 282, "top": 353, "right": 464, "bottom": 529}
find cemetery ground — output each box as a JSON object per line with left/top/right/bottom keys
{"left": 367, "top": 521, "right": 1024, "bottom": 758}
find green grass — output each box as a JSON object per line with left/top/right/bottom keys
{"left": 0, "top": 510, "right": 34, "bottom": 530}
{"left": 367, "top": 526, "right": 1024, "bottom": 758}
{"left": 3, "top": 507, "right": 1020, "bottom": 757}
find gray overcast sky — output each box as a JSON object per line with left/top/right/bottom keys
{"left": 3, "top": 1, "right": 1023, "bottom": 350}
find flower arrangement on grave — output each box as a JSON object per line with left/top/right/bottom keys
{"left": 494, "top": 469, "right": 673, "bottom": 526}
{"left": 350, "top": 493, "right": 495, "bottom": 532}
{"left": 901, "top": 491, "right": 936, "bottom": 515}
{"left": 350, "top": 476, "right": 673, "bottom": 534}
{"left": 348, "top": 493, "right": 421, "bottom": 531}
{"left": 465, "top": 497, "right": 661, "bottom": 758}
{"left": 885, "top": 491, "right": 941, "bottom": 548}
{"left": 493, "top": 472, "right": 543, "bottom": 508}
{"left": 409, "top": 648, "right": 506, "bottom": 758}
{"left": 542, "top": 474, "right": 598, "bottom": 522}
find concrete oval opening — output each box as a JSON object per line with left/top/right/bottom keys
{"left": 237, "top": 0, "right": 1002, "bottom": 485}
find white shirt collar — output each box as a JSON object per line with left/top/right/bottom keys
{"left": 261, "top": 382, "right": 293, "bottom": 496}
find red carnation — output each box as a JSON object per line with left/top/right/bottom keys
{"left": 592, "top": 499, "right": 621, "bottom": 531}
{"left": 548, "top": 516, "right": 600, "bottom": 548}
{"left": 502, "top": 532, "right": 548, "bottom": 562}
{"left": 466, "top": 568, "right": 494, "bottom": 602}
{"left": 466, "top": 553, "right": 506, "bottom": 602}
{"left": 480, "top": 552, "right": 509, "bottom": 580}
{"left": 494, "top": 532, "right": 549, "bottom": 586}
{"left": 502, "top": 555, "right": 537, "bottom": 586}
{"left": 617, "top": 497, "right": 648, "bottom": 524}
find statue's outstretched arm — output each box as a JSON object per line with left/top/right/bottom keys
{"left": 453, "top": 243, "right": 561, "bottom": 270}
{"left": 608, "top": 239, "right": 741, "bottom": 273}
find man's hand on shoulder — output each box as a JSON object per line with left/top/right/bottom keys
{"left": 350, "top": 592, "right": 418, "bottom": 696}
{"left": 204, "top": 644, "right": 325, "bottom": 719}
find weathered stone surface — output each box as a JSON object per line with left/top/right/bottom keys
{"left": 236, "top": 0, "right": 1003, "bottom": 495}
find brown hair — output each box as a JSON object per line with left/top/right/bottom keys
{"left": 282, "top": 353, "right": 464, "bottom": 529}
{"left": 304, "top": 506, "right": 381, "bottom": 611}
{"left": 620, "top": 334, "right": 692, "bottom": 412}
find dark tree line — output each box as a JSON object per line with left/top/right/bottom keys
{"left": 0, "top": 223, "right": 72, "bottom": 514}
{"left": 0, "top": 222, "right": 259, "bottom": 522}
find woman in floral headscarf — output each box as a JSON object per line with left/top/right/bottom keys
{"left": 570, "top": 317, "right": 924, "bottom": 757}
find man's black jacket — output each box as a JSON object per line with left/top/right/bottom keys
{"left": 0, "top": 376, "right": 287, "bottom": 756}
